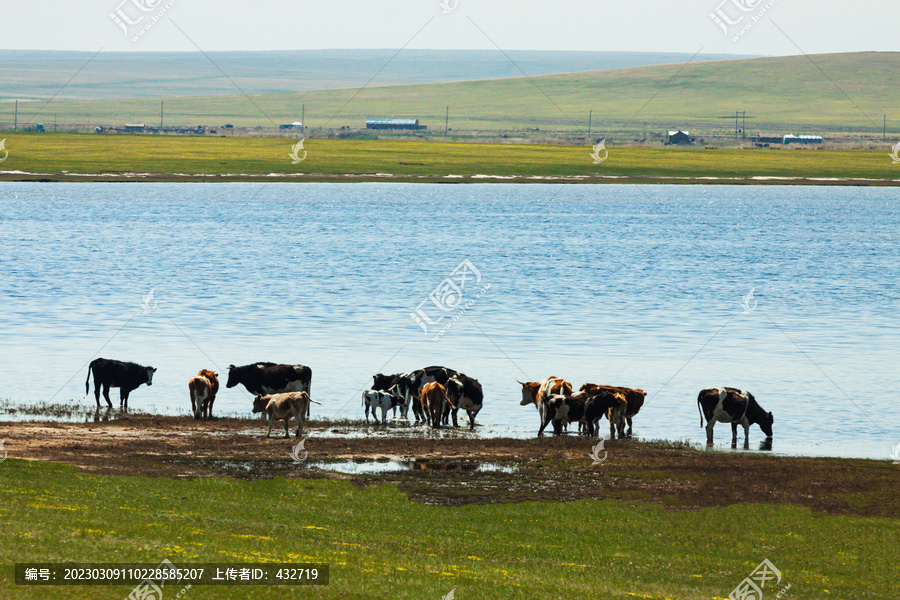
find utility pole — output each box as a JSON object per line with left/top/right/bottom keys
{"left": 445, "top": 105, "right": 449, "bottom": 134}
{"left": 884, "top": 114, "right": 887, "bottom": 142}
{"left": 160, "top": 101, "right": 164, "bottom": 129}
{"left": 742, "top": 111, "right": 746, "bottom": 139}
{"left": 735, "top": 111, "right": 739, "bottom": 140}
{"left": 588, "top": 109, "right": 592, "bottom": 137}
{"left": 302, "top": 103, "right": 305, "bottom": 131}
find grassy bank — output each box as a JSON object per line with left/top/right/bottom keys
{"left": 1, "top": 133, "right": 898, "bottom": 184}
{"left": 3, "top": 52, "right": 898, "bottom": 134}
{"left": 0, "top": 458, "right": 896, "bottom": 599}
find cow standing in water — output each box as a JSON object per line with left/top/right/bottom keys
{"left": 697, "top": 387, "right": 773, "bottom": 447}
{"left": 226, "top": 362, "right": 312, "bottom": 415}
{"left": 85, "top": 358, "right": 157, "bottom": 409}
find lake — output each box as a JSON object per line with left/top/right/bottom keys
{"left": 1, "top": 182, "right": 897, "bottom": 459}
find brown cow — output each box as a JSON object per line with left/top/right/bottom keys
{"left": 252, "top": 391, "right": 322, "bottom": 438}
{"left": 579, "top": 383, "right": 646, "bottom": 437}
{"left": 188, "top": 369, "right": 219, "bottom": 420}
{"left": 420, "top": 382, "right": 453, "bottom": 429}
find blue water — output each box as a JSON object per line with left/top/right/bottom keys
{"left": 1, "top": 182, "right": 898, "bottom": 459}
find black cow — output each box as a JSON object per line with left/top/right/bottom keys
{"left": 583, "top": 389, "right": 628, "bottom": 439}
{"left": 441, "top": 374, "right": 484, "bottom": 429}
{"left": 85, "top": 358, "right": 157, "bottom": 409}
{"left": 697, "top": 387, "right": 773, "bottom": 447}
{"left": 226, "top": 362, "right": 313, "bottom": 415}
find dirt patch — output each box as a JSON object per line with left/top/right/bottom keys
{"left": 2, "top": 414, "right": 897, "bottom": 518}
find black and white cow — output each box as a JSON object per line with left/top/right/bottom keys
{"left": 442, "top": 374, "right": 484, "bottom": 429}
{"left": 362, "top": 387, "right": 403, "bottom": 425}
{"left": 226, "top": 362, "right": 313, "bottom": 415}
{"left": 393, "top": 366, "right": 455, "bottom": 423}
{"left": 85, "top": 357, "right": 157, "bottom": 409}
{"left": 393, "top": 366, "right": 481, "bottom": 426}
{"left": 544, "top": 392, "right": 586, "bottom": 437}
{"left": 697, "top": 387, "right": 773, "bottom": 446}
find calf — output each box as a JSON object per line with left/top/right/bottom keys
{"left": 188, "top": 369, "right": 219, "bottom": 420}
{"left": 372, "top": 372, "right": 404, "bottom": 417}
{"left": 85, "top": 358, "right": 157, "bottom": 409}
{"left": 252, "top": 391, "right": 322, "bottom": 438}
{"left": 420, "top": 382, "right": 454, "bottom": 429}
{"left": 697, "top": 387, "right": 773, "bottom": 446}
{"left": 362, "top": 388, "right": 402, "bottom": 425}
{"left": 580, "top": 383, "right": 646, "bottom": 437}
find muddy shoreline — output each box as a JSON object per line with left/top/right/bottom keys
{"left": 2, "top": 414, "right": 897, "bottom": 518}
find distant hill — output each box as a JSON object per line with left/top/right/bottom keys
{"left": 0, "top": 49, "right": 755, "bottom": 100}
{"left": 2, "top": 52, "right": 896, "bottom": 137}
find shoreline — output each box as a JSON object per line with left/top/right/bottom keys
{"left": 2, "top": 414, "right": 897, "bottom": 516}
{"left": 3, "top": 171, "right": 900, "bottom": 186}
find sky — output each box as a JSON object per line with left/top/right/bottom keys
{"left": 0, "top": 0, "right": 897, "bottom": 56}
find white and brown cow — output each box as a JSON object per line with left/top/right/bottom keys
{"left": 518, "top": 376, "right": 573, "bottom": 436}
{"left": 252, "top": 391, "right": 322, "bottom": 438}
{"left": 697, "top": 387, "right": 773, "bottom": 446}
{"left": 188, "top": 369, "right": 219, "bottom": 420}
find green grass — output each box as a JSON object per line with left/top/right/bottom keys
{"left": 5, "top": 52, "right": 898, "bottom": 134}
{"left": 0, "top": 459, "right": 896, "bottom": 599}
{"left": 1, "top": 133, "right": 898, "bottom": 183}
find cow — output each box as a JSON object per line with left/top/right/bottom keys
{"left": 227, "top": 362, "right": 312, "bottom": 416}
{"left": 85, "top": 358, "right": 157, "bottom": 409}
{"left": 518, "top": 377, "right": 573, "bottom": 436}
{"left": 420, "top": 381, "right": 454, "bottom": 429}
{"left": 252, "top": 391, "right": 322, "bottom": 438}
{"left": 371, "top": 373, "right": 405, "bottom": 418}
{"left": 582, "top": 389, "right": 629, "bottom": 439}
{"left": 362, "top": 387, "right": 403, "bottom": 425}
{"left": 441, "top": 374, "right": 484, "bottom": 429}
{"left": 544, "top": 392, "right": 587, "bottom": 436}
{"left": 579, "top": 383, "right": 646, "bottom": 437}
{"left": 188, "top": 369, "right": 219, "bottom": 420}
{"left": 697, "top": 387, "right": 773, "bottom": 447}
{"left": 394, "top": 366, "right": 460, "bottom": 424}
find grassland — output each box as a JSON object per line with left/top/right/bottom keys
{"left": 0, "top": 132, "right": 898, "bottom": 184}
{"left": 1, "top": 456, "right": 898, "bottom": 600}
{"left": 3, "top": 52, "right": 898, "bottom": 136}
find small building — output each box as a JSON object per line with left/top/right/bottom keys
{"left": 123, "top": 123, "right": 145, "bottom": 134}
{"left": 666, "top": 130, "right": 694, "bottom": 145}
{"left": 279, "top": 121, "right": 303, "bottom": 130}
{"left": 782, "top": 134, "right": 822, "bottom": 144}
{"left": 366, "top": 118, "right": 426, "bottom": 130}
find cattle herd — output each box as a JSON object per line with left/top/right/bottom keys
{"left": 83, "top": 358, "right": 775, "bottom": 444}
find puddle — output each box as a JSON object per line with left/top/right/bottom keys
{"left": 309, "top": 459, "right": 518, "bottom": 475}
